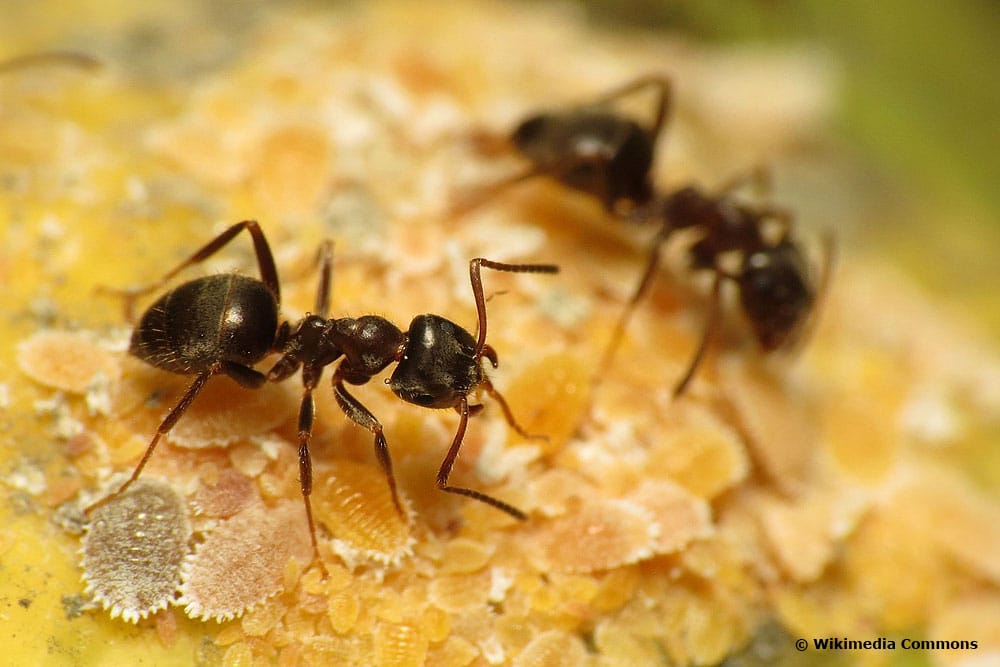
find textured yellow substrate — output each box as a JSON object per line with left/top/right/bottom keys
{"left": 2, "top": 2, "right": 999, "bottom": 666}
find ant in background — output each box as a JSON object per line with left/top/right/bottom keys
{"left": 86, "top": 220, "right": 557, "bottom": 575}
{"left": 623, "top": 170, "right": 835, "bottom": 395}
{"left": 460, "top": 76, "right": 832, "bottom": 395}
{"left": 455, "top": 74, "right": 672, "bottom": 216}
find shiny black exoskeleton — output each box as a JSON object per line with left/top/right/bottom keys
{"left": 637, "top": 177, "right": 831, "bottom": 395}
{"left": 87, "top": 221, "right": 556, "bottom": 576}
{"left": 462, "top": 75, "right": 671, "bottom": 215}
{"left": 510, "top": 108, "right": 660, "bottom": 212}
{"left": 270, "top": 257, "right": 556, "bottom": 524}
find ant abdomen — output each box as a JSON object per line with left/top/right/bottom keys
{"left": 130, "top": 274, "right": 279, "bottom": 375}
{"left": 511, "top": 112, "right": 657, "bottom": 208}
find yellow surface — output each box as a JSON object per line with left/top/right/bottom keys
{"left": 2, "top": 2, "right": 1000, "bottom": 666}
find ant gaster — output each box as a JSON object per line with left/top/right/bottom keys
{"left": 86, "top": 221, "right": 557, "bottom": 576}
{"left": 458, "top": 75, "right": 672, "bottom": 216}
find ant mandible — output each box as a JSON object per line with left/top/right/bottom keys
{"left": 457, "top": 74, "right": 672, "bottom": 216}
{"left": 85, "top": 220, "right": 558, "bottom": 575}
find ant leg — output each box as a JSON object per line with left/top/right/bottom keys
{"left": 590, "top": 74, "right": 673, "bottom": 141}
{"left": 331, "top": 377, "right": 406, "bottom": 519}
{"left": 468, "top": 258, "right": 559, "bottom": 356}
{"left": 597, "top": 225, "right": 671, "bottom": 376}
{"left": 85, "top": 368, "right": 214, "bottom": 514}
{"left": 479, "top": 374, "right": 548, "bottom": 442}
{"left": 673, "top": 273, "right": 723, "bottom": 397}
{"left": 291, "top": 371, "right": 330, "bottom": 578}
{"left": 437, "top": 396, "right": 527, "bottom": 520}
{"left": 450, "top": 166, "right": 544, "bottom": 216}
{"left": 100, "top": 220, "right": 279, "bottom": 320}
{"left": 220, "top": 361, "right": 268, "bottom": 389}
{"left": 789, "top": 230, "right": 838, "bottom": 352}
{"left": 312, "top": 241, "right": 334, "bottom": 318}
{"left": 0, "top": 51, "right": 101, "bottom": 73}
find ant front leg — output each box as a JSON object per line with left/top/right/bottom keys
{"left": 100, "top": 220, "right": 280, "bottom": 321}
{"left": 596, "top": 224, "right": 672, "bottom": 377}
{"left": 480, "top": 374, "right": 549, "bottom": 443}
{"left": 590, "top": 74, "right": 673, "bottom": 142}
{"left": 437, "top": 395, "right": 527, "bottom": 521}
{"left": 331, "top": 375, "right": 405, "bottom": 520}
{"left": 674, "top": 273, "right": 724, "bottom": 397}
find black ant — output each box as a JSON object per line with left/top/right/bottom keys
{"left": 461, "top": 77, "right": 831, "bottom": 395}
{"left": 457, "top": 74, "right": 672, "bottom": 216}
{"left": 85, "top": 220, "right": 557, "bottom": 575}
{"left": 619, "top": 170, "right": 835, "bottom": 396}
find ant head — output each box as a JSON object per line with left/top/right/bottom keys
{"left": 389, "top": 315, "right": 484, "bottom": 409}
{"left": 510, "top": 113, "right": 555, "bottom": 155}
{"left": 738, "top": 239, "right": 815, "bottom": 351}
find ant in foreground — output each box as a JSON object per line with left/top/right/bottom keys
{"left": 85, "top": 221, "right": 557, "bottom": 575}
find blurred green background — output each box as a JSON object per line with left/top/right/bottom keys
{"left": 581, "top": 0, "right": 1000, "bottom": 336}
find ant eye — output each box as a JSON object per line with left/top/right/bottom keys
{"left": 415, "top": 394, "right": 436, "bottom": 406}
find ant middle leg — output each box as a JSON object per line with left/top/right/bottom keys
{"left": 290, "top": 370, "right": 330, "bottom": 577}
{"left": 437, "top": 396, "right": 527, "bottom": 521}
{"left": 331, "top": 377, "right": 405, "bottom": 519}
{"left": 674, "top": 273, "right": 724, "bottom": 397}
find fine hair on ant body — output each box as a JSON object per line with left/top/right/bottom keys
{"left": 85, "top": 220, "right": 558, "bottom": 575}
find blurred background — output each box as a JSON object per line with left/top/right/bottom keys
{"left": 3, "top": 0, "right": 996, "bottom": 334}
{"left": 582, "top": 0, "right": 1000, "bottom": 335}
